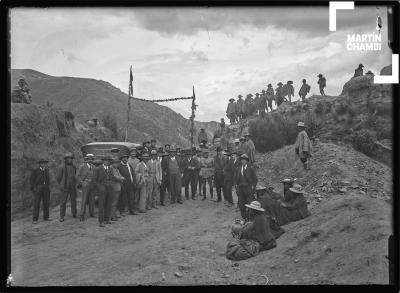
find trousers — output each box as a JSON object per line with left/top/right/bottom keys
{"left": 59, "top": 186, "right": 77, "bottom": 218}
{"left": 237, "top": 185, "right": 254, "bottom": 219}
{"left": 119, "top": 182, "right": 135, "bottom": 213}
{"left": 184, "top": 171, "right": 197, "bottom": 198}
{"left": 97, "top": 185, "right": 113, "bottom": 224}
{"left": 202, "top": 177, "right": 213, "bottom": 198}
{"left": 214, "top": 172, "right": 224, "bottom": 200}
{"left": 79, "top": 182, "right": 95, "bottom": 217}
{"left": 138, "top": 182, "right": 148, "bottom": 211}
{"left": 110, "top": 189, "right": 121, "bottom": 219}
{"left": 169, "top": 172, "right": 182, "bottom": 202}
{"left": 223, "top": 179, "right": 234, "bottom": 204}
{"left": 147, "top": 176, "right": 160, "bottom": 207}
{"left": 160, "top": 175, "right": 168, "bottom": 205}
{"left": 32, "top": 186, "right": 50, "bottom": 221}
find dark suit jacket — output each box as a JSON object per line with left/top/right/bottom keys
{"left": 234, "top": 164, "right": 257, "bottom": 189}
{"left": 118, "top": 163, "right": 135, "bottom": 185}
{"left": 92, "top": 165, "right": 113, "bottom": 187}
{"left": 182, "top": 157, "right": 200, "bottom": 174}
{"left": 164, "top": 156, "right": 184, "bottom": 174}
{"left": 223, "top": 157, "right": 235, "bottom": 182}
{"left": 30, "top": 168, "right": 51, "bottom": 191}
{"left": 214, "top": 155, "right": 226, "bottom": 173}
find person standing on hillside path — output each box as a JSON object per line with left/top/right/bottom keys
{"left": 244, "top": 94, "right": 254, "bottom": 117}
{"left": 222, "top": 150, "right": 235, "bottom": 207}
{"left": 198, "top": 128, "right": 208, "bottom": 146}
{"left": 183, "top": 149, "right": 200, "bottom": 200}
{"left": 317, "top": 74, "right": 326, "bottom": 96}
{"left": 238, "top": 137, "right": 248, "bottom": 158}
{"left": 214, "top": 147, "right": 226, "bottom": 202}
{"left": 110, "top": 159, "right": 125, "bottom": 221}
{"left": 259, "top": 90, "right": 267, "bottom": 117}
{"left": 236, "top": 94, "right": 245, "bottom": 121}
{"left": 226, "top": 98, "right": 237, "bottom": 125}
{"left": 149, "top": 139, "right": 158, "bottom": 152}
{"left": 285, "top": 81, "right": 294, "bottom": 104}
{"left": 56, "top": 152, "right": 77, "bottom": 222}
{"left": 266, "top": 84, "right": 275, "bottom": 112}
{"left": 30, "top": 158, "right": 52, "bottom": 224}
{"left": 128, "top": 148, "right": 140, "bottom": 212}
{"left": 353, "top": 64, "right": 364, "bottom": 78}
{"left": 298, "top": 79, "right": 311, "bottom": 102}
{"left": 253, "top": 93, "right": 261, "bottom": 116}
{"left": 234, "top": 154, "right": 258, "bottom": 220}
{"left": 275, "top": 82, "right": 285, "bottom": 107}
{"left": 244, "top": 134, "right": 256, "bottom": 165}
{"left": 295, "top": 122, "right": 312, "bottom": 170}
{"left": 76, "top": 154, "right": 96, "bottom": 221}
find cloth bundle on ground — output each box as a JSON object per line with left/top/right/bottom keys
{"left": 226, "top": 238, "right": 261, "bottom": 261}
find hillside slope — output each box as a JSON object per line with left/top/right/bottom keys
{"left": 11, "top": 142, "right": 391, "bottom": 285}
{"left": 10, "top": 103, "right": 113, "bottom": 215}
{"left": 11, "top": 69, "right": 219, "bottom": 147}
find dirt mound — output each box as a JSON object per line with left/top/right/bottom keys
{"left": 10, "top": 103, "right": 112, "bottom": 216}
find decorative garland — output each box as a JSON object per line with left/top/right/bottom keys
{"left": 131, "top": 96, "right": 194, "bottom": 103}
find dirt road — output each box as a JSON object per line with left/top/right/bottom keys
{"left": 11, "top": 142, "right": 391, "bottom": 285}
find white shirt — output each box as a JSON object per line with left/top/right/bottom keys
{"left": 121, "top": 161, "right": 133, "bottom": 183}
{"left": 241, "top": 164, "right": 247, "bottom": 176}
{"left": 103, "top": 164, "right": 109, "bottom": 171}
{"left": 40, "top": 167, "right": 45, "bottom": 171}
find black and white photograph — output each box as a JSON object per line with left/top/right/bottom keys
{"left": 5, "top": 1, "right": 399, "bottom": 287}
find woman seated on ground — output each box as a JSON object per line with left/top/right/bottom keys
{"left": 257, "top": 183, "right": 310, "bottom": 226}
{"left": 239, "top": 201, "right": 277, "bottom": 251}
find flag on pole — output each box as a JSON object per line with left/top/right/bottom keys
{"left": 129, "top": 66, "right": 133, "bottom": 97}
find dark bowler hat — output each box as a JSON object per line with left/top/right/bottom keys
{"left": 239, "top": 137, "right": 246, "bottom": 141}
{"left": 302, "top": 79, "right": 306, "bottom": 82}
{"left": 358, "top": 64, "right": 364, "bottom": 68}
{"left": 277, "top": 82, "right": 283, "bottom": 86}
{"left": 37, "top": 158, "right": 49, "bottom": 164}
{"left": 102, "top": 155, "right": 113, "bottom": 161}
{"left": 119, "top": 153, "right": 129, "bottom": 160}
{"left": 143, "top": 140, "right": 150, "bottom": 145}
{"left": 229, "top": 98, "right": 235, "bottom": 102}
{"left": 110, "top": 148, "right": 119, "bottom": 153}
{"left": 287, "top": 80, "right": 293, "bottom": 84}
{"left": 318, "top": 74, "right": 323, "bottom": 77}
{"left": 238, "top": 94, "right": 243, "bottom": 98}
{"left": 267, "top": 84, "right": 272, "bottom": 87}
{"left": 255, "top": 93, "right": 260, "bottom": 96}
{"left": 141, "top": 153, "right": 150, "bottom": 159}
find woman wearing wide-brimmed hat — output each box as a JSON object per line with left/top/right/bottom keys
{"left": 239, "top": 201, "right": 277, "bottom": 251}
{"left": 277, "top": 184, "right": 310, "bottom": 226}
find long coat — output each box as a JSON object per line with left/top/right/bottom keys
{"left": 245, "top": 139, "right": 256, "bottom": 164}
{"left": 30, "top": 167, "right": 51, "bottom": 191}
{"left": 226, "top": 102, "right": 237, "bottom": 116}
{"left": 146, "top": 159, "right": 162, "bottom": 184}
{"left": 295, "top": 130, "right": 312, "bottom": 159}
{"left": 118, "top": 162, "right": 135, "bottom": 187}
{"left": 237, "top": 98, "right": 245, "bottom": 113}
{"left": 299, "top": 83, "right": 311, "bottom": 96}
{"left": 234, "top": 163, "right": 257, "bottom": 190}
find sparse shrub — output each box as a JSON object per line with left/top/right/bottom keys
{"left": 335, "top": 102, "right": 348, "bottom": 116}
{"left": 314, "top": 101, "right": 324, "bottom": 114}
{"left": 366, "top": 97, "right": 375, "bottom": 115}
{"left": 351, "top": 129, "right": 377, "bottom": 156}
{"left": 325, "top": 102, "right": 332, "bottom": 113}
{"left": 376, "top": 128, "right": 392, "bottom": 140}
{"left": 102, "top": 113, "right": 119, "bottom": 138}
{"left": 347, "top": 105, "right": 357, "bottom": 117}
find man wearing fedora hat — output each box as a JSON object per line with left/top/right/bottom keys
{"left": 276, "top": 184, "right": 310, "bottom": 226}
{"left": 222, "top": 150, "right": 235, "bottom": 207}
{"left": 160, "top": 150, "right": 170, "bottom": 206}
{"left": 226, "top": 98, "right": 237, "bottom": 125}
{"left": 353, "top": 63, "right": 364, "bottom": 78}
{"left": 235, "top": 154, "right": 258, "bottom": 219}
{"left": 214, "top": 146, "right": 226, "bottom": 202}
{"left": 236, "top": 94, "right": 245, "bottom": 121}
{"left": 30, "top": 158, "right": 52, "bottom": 223}
{"left": 56, "top": 152, "right": 78, "bottom": 222}
{"left": 317, "top": 74, "right": 326, "bottom": 96}
{"left": 92, "top": 156, "right": 114, "bottom": 227}
{"left": 259, "top": 90, "right": 267, "bottom": 117}
{"left": 295, "top": 122, "right": 312, "bottom": 170}
{"left": 134, "top": 152, "right": 150, "bottom": 212}
{"left": 199, "top": 148, "right": 214, "bottom": 200}
{"left": 164, "top": 148, "right": 184, "bottom": 204}
{"left": 76, "top": 154, "right": 96, "bottom": 221}
{"left": 253, "top": 93, "right": 261, "bottom": 116}
{"left": 110, "top": 158, "right": 125, "bottom": 221}
{"left": 118, "top": 152, "right": 136, "bottom": 215}
{"left": 146, "top": 150, "right": 162, "bottom": 209}
{"left": 266, "top": 84, "right": 275, "bottom": 112}
{"left": 298, "top": 79, "right": 311, "bottom": 102}
{"left": 244, "top": 94, "right": 254, "bottom": 117}
{"left": 275, "top": 82, "right": 285, "bottom": 107}
{"left": 183, "top": 149, "right": 200, "bottom": 200}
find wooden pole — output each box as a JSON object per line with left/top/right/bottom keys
{"left": 190, "top": 86, "right": 196, "bottom": 147}
{"left": 125, "top": 66, "right": 133, "bottom": 142}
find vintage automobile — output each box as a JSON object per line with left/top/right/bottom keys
{"left": 80, "top": 141, "right": 142, "bottom": 159}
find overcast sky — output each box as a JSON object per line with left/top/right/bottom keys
{"left": 10, "top": 6, "right": 392, "bottom": 122}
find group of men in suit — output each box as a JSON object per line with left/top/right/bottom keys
{"left": 29, "top": 131, "right": 262, "bottom": 226}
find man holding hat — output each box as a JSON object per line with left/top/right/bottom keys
{"left": 317, "top": 74, "right": 326, "bottom": 96}
{"left": 226, "top": 98, "right": 237, "bottom": 125}
{"left": 234, "top": 154, "right": 258, "bottom": 219}
{"left": 165, "top": 148, "right": 184, "bottom": 204}
{"left": 76, "top": 154, "right": 96, "bottom": 221}
{"left": 295, "top": 122, "right": 312, "bottom": 170}
{"left": 30, "top": 158, "right": 52, "bottom": 224}
{"left": 298, "top": 79, "right": 311, "bottom": 102}
{"left": 92, "top": 155, "right": 114, "bottom": 227}
{"left": 236, "top": 94, "right": 245, "bottom": 121}
{"left": 266, "top": 84, "right": 275, "bottom": 112}
{"left": 353, "top": 64, "right": 364, "bottom": 78}
{"left": 118, "top": 152, "right": 136, "bottom": 215}
{"left": 56, "top": 152, "right": 78, "bottom": 222}
{"left": 134, "top": 152, "right": 150, "bottom": 212}
{"left": 146, "top": 150, "right": 162, "bottom": 209}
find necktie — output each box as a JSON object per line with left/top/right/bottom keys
{"left": 241, "top": 166, "right": 244, "bottom": 176}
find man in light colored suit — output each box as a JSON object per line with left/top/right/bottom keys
{"left": 76, "top": 154, "right": 96, "bottom": 221}
{"left": 147, "top": 150, "right": 162, "bottom": 209}
{"left": 134, "top": 152, "right": 150, "bottom": 213}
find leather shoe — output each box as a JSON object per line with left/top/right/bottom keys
{"left": 32, "top": 220, "right": 38, "bottom": 224}
{"left": 59, "top": 218, "right": 65, "bottom": 222}
{"left": 99, "top": 223, "right": 105, "bottom": 227}
{"left": 177, "top": 201, "right": 183, "bottom": 204}
{"left": 44, "top": 218, "right": 53, "bottom": 221}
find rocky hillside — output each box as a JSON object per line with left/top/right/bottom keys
{"left": 11, "top": 69, "right": 219, "bottom": 147}
{"left": 10, "top": 103, "right": 113, "bottom": 216}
